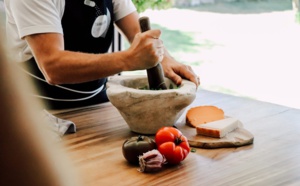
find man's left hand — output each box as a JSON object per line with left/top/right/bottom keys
{"left": 161, "top": 51, "right": 200, "bottom": 88}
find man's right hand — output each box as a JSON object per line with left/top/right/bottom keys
{"left": 122, "top": 29, "right": 164, "bottom": 71}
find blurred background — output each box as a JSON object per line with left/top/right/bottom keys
{"left": 124, "top": 0, "right": 300, "bottom": 109}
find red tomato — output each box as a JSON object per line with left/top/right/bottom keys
{"left": 155, "top": 127, "right": 190, "bottom": 164}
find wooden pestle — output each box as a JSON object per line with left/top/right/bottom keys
{"left": 139, "top": 16, "right": 167, "bottom": 90}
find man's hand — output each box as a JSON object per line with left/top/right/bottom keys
{"left": 123, "top": 29, "right": 164, "bottom": 71}
{"left": 116, "top": 11, "right": 200, "bottom": 88}
{"left": 161, "top": 50, "right": 200, "bottom": 88}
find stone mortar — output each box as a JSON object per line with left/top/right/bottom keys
{"left": 106, "top": 75, "right": 196, "bottom": 134}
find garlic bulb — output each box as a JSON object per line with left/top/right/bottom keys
{"left": 138, "top": 149, "right": 166, "bottom": 173}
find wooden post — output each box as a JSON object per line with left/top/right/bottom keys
{"left": 293, "top": 0, "right": 300, "bottom": 23}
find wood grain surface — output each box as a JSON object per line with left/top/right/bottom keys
{"left": 52, "top": 89, "right": 300, "bottom": 186}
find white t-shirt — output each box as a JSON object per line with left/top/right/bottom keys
{"left": 4, "top": 0, "right": 136, "bottom": 62}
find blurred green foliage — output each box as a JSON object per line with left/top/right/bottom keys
{"left": 132, "top": 0, "right": 173, "bottom": 13}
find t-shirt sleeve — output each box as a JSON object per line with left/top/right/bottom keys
{"left": 113, "top": 0, "right": 137, "bottom": 21}
{"left": 7, "top": 0, "right": 63, "bottom": 39}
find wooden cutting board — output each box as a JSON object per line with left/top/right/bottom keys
{"left": 176, "top": 119, "right": 254, "bottom": 149}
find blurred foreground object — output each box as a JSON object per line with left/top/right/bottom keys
{"left": 0, "top": 33, "right": 80, "bottom": 186}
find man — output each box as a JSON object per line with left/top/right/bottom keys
{"left": 4, "top": 0, "right": 199, "bottom": 109}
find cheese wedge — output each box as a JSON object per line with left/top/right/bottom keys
{"left": 186, "top": 106, "right": 224, "bottom": 128}
{"left": 196, "top": 117, "right": 239, "bottom": 138}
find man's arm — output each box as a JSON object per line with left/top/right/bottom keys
{"left": 26, "top": 33, "right": 125, "bottom": 85}
{"left": 115, "top": 12, "right": 140, "bottom": 43}
{"left": 25, "top": 29, "right": 162, "bottom": 85}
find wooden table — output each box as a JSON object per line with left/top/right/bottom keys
{"left": 53, "top": 89, "right": 300, "bottom": 185}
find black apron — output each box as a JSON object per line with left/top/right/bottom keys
{"left": 22, "top": 0, "right": 114, "bottom": 109}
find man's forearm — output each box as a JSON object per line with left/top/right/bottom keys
{"left": 40, "top": 50, "right": 129, "bottom": 85}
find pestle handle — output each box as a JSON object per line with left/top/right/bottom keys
{"left": 139, "top": 16, "right": 151, "bottom": 33}
{"left": 139, "top": 16, "right": 167, "bottom": 90}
